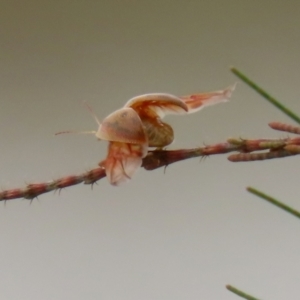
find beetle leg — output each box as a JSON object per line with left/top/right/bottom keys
{"left": 100, "top": 141, "right": 148, "bottom": 186}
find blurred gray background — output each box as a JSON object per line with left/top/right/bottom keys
{"left": 1, "top": 1, "right": 300, "bottom": 299}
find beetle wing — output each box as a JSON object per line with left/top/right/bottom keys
{"left": 125, "top": 93, "right": 188, "bottom": 119}
{"left": 96, "top": 107, "right": 147, "bottom": 144}
{"left": 180, "top": 83, "right": 236, "bottom": 113}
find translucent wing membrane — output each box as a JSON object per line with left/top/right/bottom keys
{"left": 125, "top": 93, "right": 188, "bottom": 119}
{"left": 181, "top": 84, "right": 236, "bottom": 113}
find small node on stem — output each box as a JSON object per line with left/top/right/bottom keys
{"left": 227, "top": 137, "right": 244, "bottom": 146}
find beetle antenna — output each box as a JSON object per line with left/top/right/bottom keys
{"left": 55, "top": 130, "right": 97, "bottom": 136}
{"left": 83, "top": 101, "right": 102, "bottom": 126}
{"left": 55, "top": 101, "right": 101, "bottom": 136}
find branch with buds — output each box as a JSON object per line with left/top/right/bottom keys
{"left": 2, "top": 68, "right": 300, "bottom": 203}
{"left": 1, "top": 121, "right": 299, "bottom": 202}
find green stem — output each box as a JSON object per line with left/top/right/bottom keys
{"left": 231, "top": 67, "right": 300, "bottom": 124}
{"left": 226, "top": 285, "right": 261, "bottom": 300}
{"left": 247, "top": 187, "right": 300, "bottom": 219}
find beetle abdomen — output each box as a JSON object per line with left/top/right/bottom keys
{"left": 141, "top": 117, "right": 174, "bottom": 148}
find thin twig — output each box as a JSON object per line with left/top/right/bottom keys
{"left": 231, "top": 67, "right": 300, "bottom": 124}
{"left": 226, "top": 285, "right": 261, "bottom": 300}
{"left": 247, "top": 187, "right": 300, "bottom": 219}
{"left": 1, "top": 129, "right": 300, "bottom": 201}
{"left": 269, "top": 122, "right": 300, "bottom": 134}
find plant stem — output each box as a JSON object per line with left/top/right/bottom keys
{"left": 247, "top": 187, "right": 300, "bottom": 219}
{"left": 226, "top": 285, "right": 261, "bottom": 300}
{"left": 231, "top": 67, "right": 300, "bottom": 124}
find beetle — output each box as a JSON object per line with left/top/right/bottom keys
{"left": 93, "top": 84, "right": 236, "bottom": 185}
